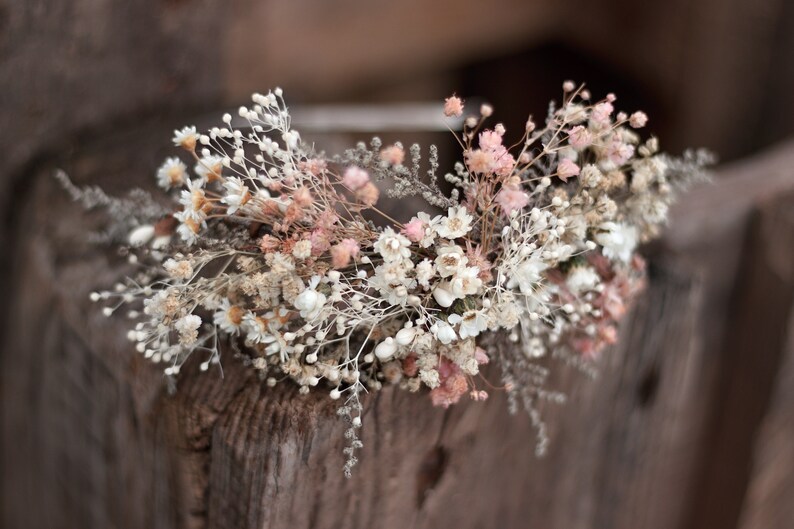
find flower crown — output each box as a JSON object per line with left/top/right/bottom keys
{"left": 68, "top": 82, "right": 711, "bottom": 476}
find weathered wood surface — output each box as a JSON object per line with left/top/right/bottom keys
{"left": 734, "top": 196, "right": 794, "bottom": 529}
{"left": 1, "top": 103, "right": 793, "bottom": 529}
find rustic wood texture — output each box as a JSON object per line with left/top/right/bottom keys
{"left": 734, "top": 196, "right": 794, "bottom": 529}
{"left": 1, "top": 107, "right": 793, "bottom": 529}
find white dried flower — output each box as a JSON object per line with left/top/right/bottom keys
{"left": 221, "top": 177, "right": 251, "bottom": 214}
{"left": 435, "top": 244, "right": 468, "bottom": 278}
{"left": 449, "top": 309, "right": 488, "bottom": 339}
{"left": 292, "top": 240, "right": 312, "bottom": 260}
{"left": 566, "top": 266, "right": 600, "bottom": 294}
{"left": 294, "top": 277, "right": 326, "bottom": 320}
{"left": 175, "top": 314, "right": 201, "bottom": 345}
{"left": 374, "top": 228, "right": 412, "bottom": 262}
{"left": 595, "top": 222, "right": 638, "bottom": 263}
{"left": 436, "top": 206, "right": 473, "bottom": 239}
{"left": 157, "top": 157, "right": 187, "bottom": 189}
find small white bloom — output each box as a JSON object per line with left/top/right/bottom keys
{"left": 433, "top": 320, "right": 458, "bottom": 345}
{"left": 374, "top": 227, "right": 412, "bottom": 262}
{"left": 566, "top": 266, "right": 600, "bottom": 294}
{"left": 194, "top": 155, "right": 223, "bottom": 181}
{"left": 242, "top": 312, "right": 279, "bottom": 346}
{"left": 163, "top": 258, "right": 193, "bottom": 280}
{"left": 213, "top": 299, "right": 245, "bottom": 335}
{"left": 448, "top": 266, "right": 483, "bottom": 298}
{"left": 434, "top": 244, "right": 468, "bottom": 278}
{"left": 128, "top": 225, "right": 155, "bottom": 247}
{"left": 419, "top": 369, "right": 441, "bottom": 389}
{"left": 370, "top": 260, "right": 416, "bottom": 306}
{"left": 156, "top": 157, "right": 187, "bottom": 189}
{"left": 292, "top": 240, "right": 312, "bottom": 260}
{"left": 375, "top": 337, "right": 397, "bottom": 360}
{"left": 172, "top": 126, "right": 198, "bottom": 149}
{"left": 294, "top": 276, "right": 326, "bottom": 320}
{"left": 432, "top": 281, "right": 457, "bottom": 308}
{"left": 506, "top": 258, "right": 548, "bottom": 294}
{"left": 221, "top": 177, "right": 251, "bottom": 214}
{"left": 417, "top": 212, "right": 442, "bottom": 248}
{"left": 175, "top": 314, "right": 202, "bottom": 345}
{"left": 395, "top": 326, "right": 418, "bottom": 346}
{"left": 415, "top": 259, "right": 435, "bottom": 289}
{"left": 595, "top": 222, "right": 638, "bottom": 263}
{"left": 448, "top": 309, "right": 488, "bottom": 339}
{"left": 436, "top": 206, "right": 473, "bottom": 239}
{"left": 173, "top": 209, "right": 203, "bottom": 245}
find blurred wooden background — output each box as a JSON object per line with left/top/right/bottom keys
{"left": 1, "top": 1, "right": 793, "bottom": 528}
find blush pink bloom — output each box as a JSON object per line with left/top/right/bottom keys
{"left": 474, "top": 346, "right": 489, "bottom": 365}
{"left": 465, "top": 149, "right": 494, "bottom": 174}
{"left": 606, "top": 136, "right": 635, "bottom": 166}
{"left": 568, "top": 125, "right": 592, "bottom": 150}
{"left": 557, "top": 159, "right": 580, "bottom": 182}
{"left": 401, "top": 217, "right": 425, "bottom": 242}
{"left": 479, "top": 130, "right": 503, "bottom": 150}
{"left": 292, "top": 186, "right": 313, "bottom": 207}
{"left": 341, "top": 166, "right": 370, "bottom": 190}
{"left": 495, "top": 185, "right": 529, "bottom": 215}
{"left": 379, "top": 144, "right": 405, "bottom": 165}
{"left": 444, "top": 95, "right": 464, "bottom": 117}
{"left": 591, "top": 101, "right": 614, "bottom": 126}
{"left": 259, "top": 234, "right": 280, "bottom": 253}
{"left": 355, "top": 182, "right": 380, "bottom": 207}
{"left": 309, "top": 229, "right": 331, "bottom": 256}
{"left": 629, "top": 111, "right": 648, "bottom": 128}
{"left": 330, "top": 238, "right": 360, "bottom": 267}
{"left": 297, "top": 158, "right": 327, "bottom": 176}
{"left": 430, "top": 357, "right": 469, "bottom": 408}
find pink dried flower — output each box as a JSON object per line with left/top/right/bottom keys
{"left": 464, "top": 149, "right": 494, "bottom": 174}
{"left": 444, "top": 95, "right": 464, "bottom": 117}
{"left": 293, "top": 186, "right": 313, "bottom": 207}
{"left": 298, "top": 158, "right": 327, "bottom": 176}
{"left": 259, "top": 234, "right": 280, "bottom": 253}
{"left": 479, "top": 129, "right": 503, "bottom": 150}
{"left": 591, "top": 101, "right": 614, "bottom": 126}
{"left": 474, "top": 346, "right": 489, "bottom": 365}
{"left": 317, "top": 209, "right": 339, "bottom": 230}
{"left": 330, "top": 238, "right": 360, "bottom": 267}
{"left": 283, "top": 203, "right": 305, "bottom": 225}
{"left": 466, "top": 244, "right": 493, "bottom": 282}
{"left": 470, "top": 390, "right": 489, "bottom": 401}
{"left": 430, "top": 357, "right": 469, "bottom": 408}
{"left": 629, "top": 111, "right": 648, "bottom": 128}
{"left": 379, "top": 144, "right": 405, "bottom": 166}
{"left": 598, "top": 324, "right": 618, "bottom": 344}
{"left": 557, "top": 159, "right": 580, "bottom": 182}
{"left": 355, "top": 182, "right": 380, "bottom": 207}
{"left": 495, "top": 185, "right": 529, "bottom": 215}
{"left": 342, "top": 166, "right": 370, "bottom": 190}
{"left": 568, "top": 125, "right": 592, "bottom": 150}
{"left": 401, "top": 217, "right": 425, "bottom": 242}
{"left": 309, "top": 228, "right": 331, "bottom": 255}
{"left": 606, "top": 136, "right": 635, "bottom": 166}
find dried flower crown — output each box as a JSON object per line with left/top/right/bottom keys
{"left": 64, "top": 82, "right": 712, "bottom": 476}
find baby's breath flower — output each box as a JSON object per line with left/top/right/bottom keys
{"left": 78, "top": 82, "right": 708, "bottom": 477}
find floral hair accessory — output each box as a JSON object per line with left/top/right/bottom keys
{"left": 65, "top": 82, "right": 712, "bottom": 476}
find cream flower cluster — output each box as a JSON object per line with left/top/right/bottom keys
{"left": 88, "top": 83, "right": 710, "bottom": 475}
